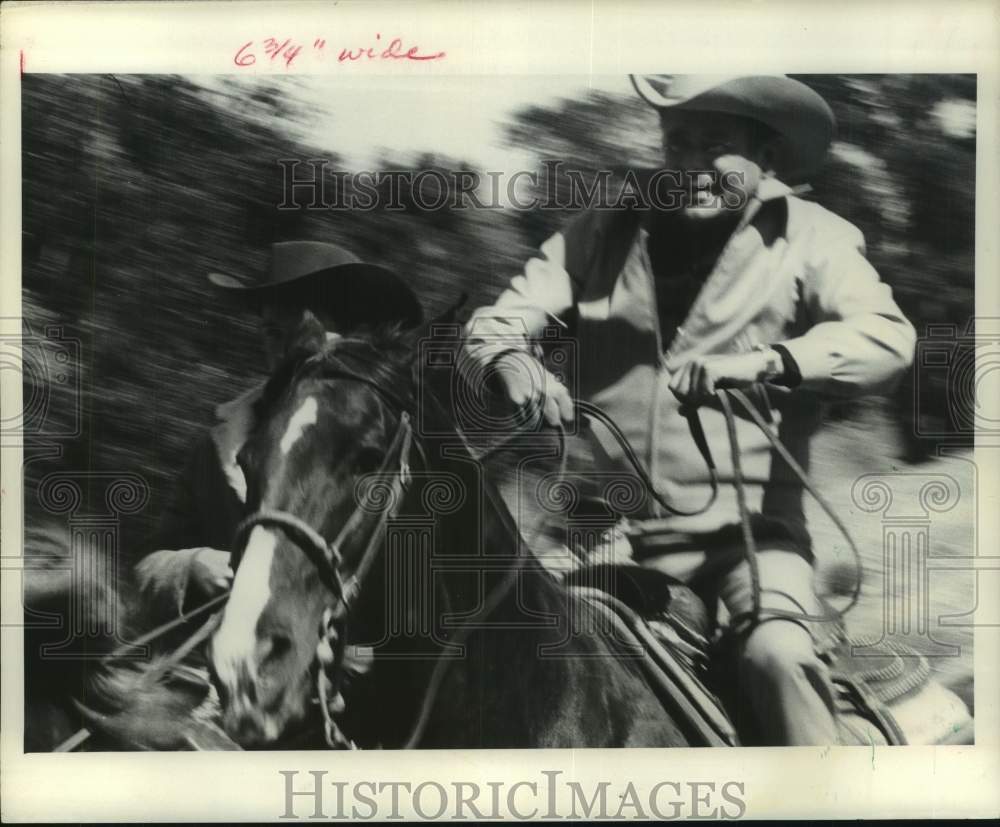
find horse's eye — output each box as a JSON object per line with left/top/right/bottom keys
{"left": 353, "top": 447, "right": 384, "bottom": 474}
{"left": 236, "top": 446, "right": 251, "bottom": 472}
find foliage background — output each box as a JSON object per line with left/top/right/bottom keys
{"left": 20, "top": 74, "right": 976, "bottom": 563}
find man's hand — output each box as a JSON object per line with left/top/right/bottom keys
{"left": 493, "top": 351, "right": 574, "bottom": 427}
{"left": 668, "top": 351, "right": 772, "bottom": 406}
{"left": 190, "top": 547, "right": 233, "bottom": 598}
{"left": 136, "top": 547, "right": 233, "bottom": 618}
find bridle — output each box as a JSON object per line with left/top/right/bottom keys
{"left": 53, "top": 367, "right": 427, "bottom": 753}
{"left": 232, "top": 408, "right": 415, "bottom": 609}
{"left": 231, "top": 370, "right": 416, "bottom": 749}
{"left": 222, "top": 366, "right": 575, "bottom": 751}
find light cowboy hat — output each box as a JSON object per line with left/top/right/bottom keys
{"left": 630, "top": 74, "right": 836, "bottom": 181}
{"left": 209, "top": 240, "right": 423, "bottom": 328}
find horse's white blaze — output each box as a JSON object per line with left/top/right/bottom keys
{"left": 280, "top": 396, "right": 318, "bottom": 456}
{"left": 213, "top": 526, "right": 276, "bottom": 687}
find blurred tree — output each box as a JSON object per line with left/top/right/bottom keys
{"left": 799, "top": 75, "right": 976, "bottom": 458}
{"left": 21, "top": 74, "right": 353, "bottom": 552}
{"left": 20, "top": 72, "right": 976, "bottom": 559}
{"left": 503, "top": 90, "right": 660, "bottom": 246}
{"left": 21, "top": 75, "right": 532, "bottom": 554}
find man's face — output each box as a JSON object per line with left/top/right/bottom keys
{"left": 660, "top": 110, "right": 774, "bottom": 220}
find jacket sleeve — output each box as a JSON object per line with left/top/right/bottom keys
{"left": 777, "top": 221, "right": 916, "bottom": 398}
{"left": 460, "top": 231, "right": 577, "bottom": 380}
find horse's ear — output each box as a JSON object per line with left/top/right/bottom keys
{"left": 256, "top": 311, "right": 328, "bottom": 416}
{"left": 289, "top": 310, "right": 328, "bottom": 356}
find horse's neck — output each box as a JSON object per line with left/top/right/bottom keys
{"left": 410, "top": 443, "right": 634, "bottom": 744}
{"left": 348, "top": 443, "right": 671, "bottom": 747}
{"left": 346, "top": 436, "right": 581, "bottom": 743}
{"left": 428, "top": 433, "right": 570, "bottom": 620}
{"left": 346, "top": 382, "right": 680, "bottom": 746}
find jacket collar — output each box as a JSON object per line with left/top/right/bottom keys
{"left": 753, "top": 175, "right": 795, "bottom": 203}
{"left": 210, "top": 382, "right": 265, "bottom": 504}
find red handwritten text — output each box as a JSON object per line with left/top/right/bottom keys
{"left": 263, "top": 37, "right": 303, "bottom": 68}
{"left": 338, "top": 33, "right": 446, "bottom": 62}
{"left": 235, "top": 38, "right": 303, "bottom": 69}
{"left": 234, "top": 34, "right": 445, "bottom": 69}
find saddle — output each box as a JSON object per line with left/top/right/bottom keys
{"left": 564, "top": 562, "right": 736, "bottom": 747}
{"left": 564, "top": 562, "right": 970, "bottom": 746}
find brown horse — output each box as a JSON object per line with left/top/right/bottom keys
{"left": 204, "top": 318, "right": 691, "bottom": 748}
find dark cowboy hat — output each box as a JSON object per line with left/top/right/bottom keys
{"left": 630, "top": 74, "right": 836, "bottom": 181}
{"left": 208, "top": 241, "right": 423, "bottom": 328}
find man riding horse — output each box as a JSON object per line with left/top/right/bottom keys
{"left": 460, "top": 75, "right": 917, "bottom": 745}
{"left": 138, "top": 241, "right": 423, "bottom": 619}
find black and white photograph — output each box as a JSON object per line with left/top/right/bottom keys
{"left": 2, "top": 1, "right": 998, "bottom": 822}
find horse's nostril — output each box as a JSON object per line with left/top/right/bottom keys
{"left": 259, "top": 633, "right": 293, "bottom": 667}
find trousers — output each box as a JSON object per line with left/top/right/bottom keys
{"left": 618, "top": 528, "right": 839, "bottom": 746}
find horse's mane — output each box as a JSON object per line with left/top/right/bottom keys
{"left": 254, "top": 322, "right": 418, "bottom": 422}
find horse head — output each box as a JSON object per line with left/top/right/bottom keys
{"left": 208, "top": 313, "right": 417, "bottom": 746}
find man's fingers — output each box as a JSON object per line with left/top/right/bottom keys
{"left": 501, "top": 369, "right": 528, "bottom": 405}
{"left": 542, "top": 393, "right": 562, "bottom": 427}
{"left": 543, "top": 369, "right": 575, "bottom": 424}
{"left": 669, "top": 362, "right": 693, "bottom": 401}
{"left": 508, "top": 386, "right": 528, "bottom": 406}
{"left": 667, "top": 364, "right": 683, "bottom": 393}
{"left": 699, "top": 365, "right": 716, "bottom": 397}
{"left": 670, "top": 355, "right": 769, "bottom": 405}
{"left": 495, "top": 355, "right": 530, "bottom": 405}
{"left": 497, "top": 357, "right": 575, "bottom": 428}
{"left": 682, "top": 363, "right": 697, "bottom": 397}
{"left": 555, "top": 386, "right": 575, "bottom": 424}
{"left": 692, "top": 363, "right": 708, "bottom": 397}
{"left": 503, "top": 370, "right": 545, "bottom": 411}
